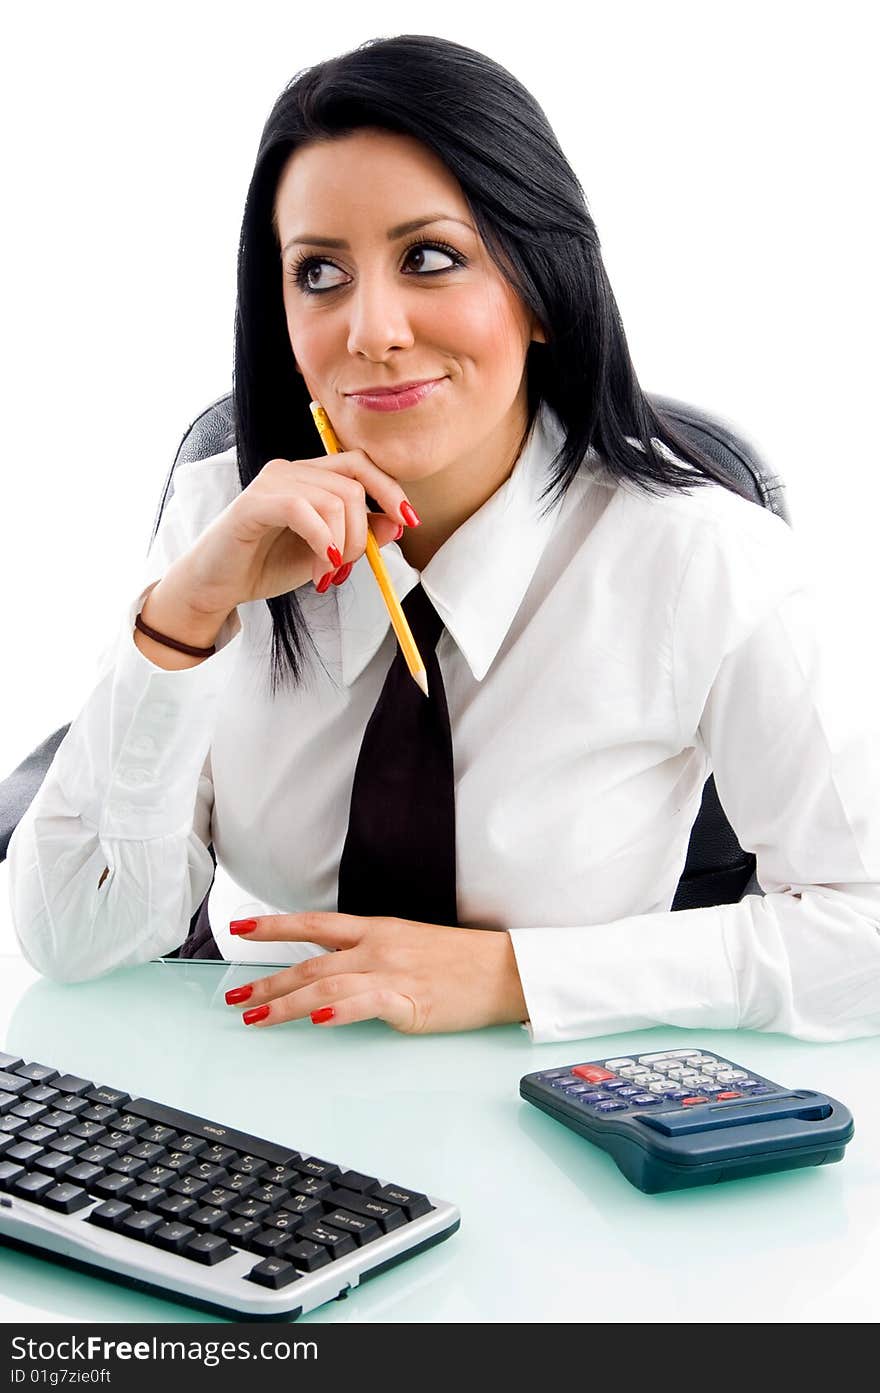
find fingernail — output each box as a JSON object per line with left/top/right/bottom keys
{"left": 225, "top": 984, "right": 253, "bottom": 1005}
{"left": 393, "top": 523, "right": 404, "bottom": 541}
{"left": 229, "top": 918, "right": 258, "bottom": 935}
{"left": 331, "top": 562, "right": 353, "bottom": 586}
{"left": 243, "top": 1004, "right": 270, "bottom": 1025}
{"left": 316, "top": 571, "right": 334, "bottom": 593}
{"left": 400, "top": 501, "right": 421, "bottom": 527}
{"left": 310, "top": 1007, "right": 335, "bottom": 1024}
{"left": 327, "top": 544, "right": 343, "bottom": 568}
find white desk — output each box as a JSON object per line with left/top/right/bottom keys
{"left": 0, "top": 882, "right": 877, "bottom": 1323}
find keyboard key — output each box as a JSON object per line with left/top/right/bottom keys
{"left": 266, "top": 1205, "right": 319, "bottom": 1232}
{"left": 285, "top": 1239, "right": 332, "bottom": 1273}
{"left": 175, "top": 1135, "right": 208, "bottom": 1156}
{"left": 43, "top": 1183, "right": 91, "bottom": 1214}
{"left": 0, "top": 1160, "right": 25, "bottom": 1190}
{"left": 0, "top": 1054, "right": 24, "bottom": 1072}
{"left": 7, "top": 1141, "right": 44, "bottom": 1166}
{"left": 0, "top": 1093, "right": 20, "bottom": 1116}
{"left": 185, "top": 1233, "right": 233, "bottom": 1265}
{"left": 170, "top": 1175, "right": 209, "bottom": 1202}
{"left": 221, "top": 1216, "right": 261, "bottom": 1247}
{"left": 250, "top": 1227, "right": 293, "bottom": 1257}
{"left": 13, "top": 1100, "right": 49, "bottom": 1122}
{"left": 64, "top": 1162, "right": 104, "bottom": 1188}
{"left": 372, "top": 1185, "right": 432, "bottom": 1220}
{"left": 121, "top": 1210, "right": 164, "bottom": 1241}
{"left": 88, "top": 1199, "right": 133, "bottom": 1230}
{"left": 335, "top": 1170, "right": 379, "bottom": 1195}
{"left": 86, "top": 1086, "right": 131, "bottom": 1109}
{"left": 159, "top": 1151, "right": 195, "bottom": 1176}
{"left": 0, "top": 1072, "right": 31, "bottom": 1097}
{"left": 19, "top": 1124, "right": 58, "bottom": 1147}
{"left": 231, "top": 1154, "right": 267, "bottom": 1179}
{"left": 51, "top": 1134, "right": 86, "bottom": 1157}
{"left": 278, "top": 1194, "right": 323, "bottom": 1221}
{"left": 107, "top": 1155, "right": 147, "bottom": 1179}
{"left": 78, "top": 1144, "right": 113, "bottom": 1166}
{"left": 323, "top": 1209, "right": 382, "bottom": 1246}
{"left": 153, "top": 1221, "right": 197, "bottom": 1254}
{"left": 13, "top": 1171, "right": 56, "bottom": 1202}
{"left": 92, "top": 1173, "right": 136, "bottom": 1200}
{"left": 51, "top": 1075, "right": 93, "bottom": 1097}
{"left": 249, "top": 1183, "right": 287, "bottom": 1210}
{"left": 126, "top": 1184, "right": 167, "bottom": 1209}
{"left": 188, "top": 1205, "right": 230, "bottom": 1233}
{"left": 248, "top": 1257, "right": 302, "bottom": 1290}
{"left": 294, "top": 1157, "right": 340, "bottom": 1183}
{"left": 32, "top": 1151, "right": 75, "bottom": 1180}
{"left": 231, "top": 1198, "right": 270, "bottom": 1224}
{"left": 296, "top": 1221, "right": 356, "bottom": 1259}
{"left": 53, "top": 1095, "right": 90, "bottom": 1117}
{"left": 155, "top": 1193, "right": 197, "bottom": 1221}
{"left": 125, "top": 1141, "right": 164, "bottom": 1163}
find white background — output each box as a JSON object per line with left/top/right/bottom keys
{"left": 1, "top": 0, "right": 877, "bottom": 784}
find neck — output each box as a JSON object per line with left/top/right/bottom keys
{"left": 399, "top": 392, "right": 533, "bottom": 571}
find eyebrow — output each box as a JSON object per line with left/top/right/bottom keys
{"left": 280, "top": 215, "right": 475, "bottom": 259}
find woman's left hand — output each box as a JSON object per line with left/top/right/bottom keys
{"left": 224, "top": 913, "right": 528, "bottom": 1034}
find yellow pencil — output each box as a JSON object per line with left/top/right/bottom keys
{"left": 308, "top": 401, "right": 429, "bottom": 697}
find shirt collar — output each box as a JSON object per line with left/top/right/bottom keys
{"left": 323, "top": 400, "right": 570, "bottom": 687}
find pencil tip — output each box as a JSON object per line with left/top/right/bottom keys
{"left": 414, "top": 669, "right": 429, "bottom": 697}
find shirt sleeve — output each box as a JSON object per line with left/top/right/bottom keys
{"left": 508, "top": 507, "right": 880, "bottom": 1044}
{"left": 6, "top": 456, "right": 245, "bottom": 983}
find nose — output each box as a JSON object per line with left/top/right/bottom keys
{"left": 345, "top": 271, "right": 415, "bottom": 361}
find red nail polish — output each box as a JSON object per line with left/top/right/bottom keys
{"left": 243, "top": 1004, "right": 270, "bottom": 1025}
{"left": 310, "top": 1007, "right": 335, "bottom": 1024}
{"left": 327, "top": 545, "right": 343, "bottom": 568}
{"left": 400, "top": 501, "right": 421, "bottom": 528}
{"left": 225, "top": 984, "right": 253, "bottom": 1005}
{"left": 229, "top": 919, "right": 258, "bottom": 935}
{"left": 393, "top": 523, "right": 404, "bottom": 541}
{"left": 316, "top": 571, "right": 334, "bottom": 593}
{"left": 331, "top": 562, "right": 353, "bottom": 586}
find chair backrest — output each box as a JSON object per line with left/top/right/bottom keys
{"left": 1, "top": 392, "right": 790, "bottom": 919}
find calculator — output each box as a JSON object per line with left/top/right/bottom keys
{"left": 520, "top": 1048, "right": 854, "bottom": 1193}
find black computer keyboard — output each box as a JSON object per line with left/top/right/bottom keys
{"left": 0, "top": 1049, "right": 459, "bottom": 1320}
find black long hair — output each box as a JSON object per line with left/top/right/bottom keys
{"left": 233, "top": 33, "right": 752, "bottom": 696}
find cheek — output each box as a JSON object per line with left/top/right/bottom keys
{"left": 446, "top": 287, "right": 528, "bottom": 382}
{"left": 284, "top": 304, "right": 334, "bottom": 377}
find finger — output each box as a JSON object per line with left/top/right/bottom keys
{"left": 228, "top": 911, "right": 366, "bottom": 950}
{"left": 225, "top": 945, "right": 362, "bottom": 1009}
{"left": 299, "top": 450, "right": 418, "bottom": 533}
{"left": 239, "top": 976, "right": 416, "bottom": 1032}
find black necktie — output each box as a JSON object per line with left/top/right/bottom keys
{"left": 337, "top": 583, "right": 458, "bottom": 926}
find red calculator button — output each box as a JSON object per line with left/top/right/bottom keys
{"left": 572, "top": 1065, "right": 616, "bottom": 1083}
{"left": 716, "top": 1091, "right": 743, "bottom": 1100}
{"left": 681, "top": 1096, "right": 709, "bottom": 1106}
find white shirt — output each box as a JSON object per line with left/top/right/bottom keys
{"left": 8, "top": 402, "right": 880, "bottom": 1043}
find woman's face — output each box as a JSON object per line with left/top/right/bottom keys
{"left": 275, "top": 127, "right": 544, "bottom": 488}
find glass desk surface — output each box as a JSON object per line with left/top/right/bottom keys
{"left": 0, "top": 950, "right": 877, "bottom": 1324}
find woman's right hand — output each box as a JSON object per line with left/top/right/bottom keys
{"left": 168, "top": 448, "right": 416, "bottom": 620}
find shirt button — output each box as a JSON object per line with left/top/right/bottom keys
{"left": 118, "top": 768, "right": 151, "bottom": 788}
{"left": 127, "top": 735, "right": 156, "bottom": 757}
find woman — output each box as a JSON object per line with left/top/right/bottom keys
{"left": 9, "top": 35, "right": 880, "bottom": 1043}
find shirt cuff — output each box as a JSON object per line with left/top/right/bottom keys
{"left": 507, "top": 904, "right": 741, "bottom": 1044}
{"left": 52, "top": 580, "right": 244, "bottom": 842}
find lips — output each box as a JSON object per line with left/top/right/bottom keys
{"left": 345, "top": 377, "right": 448, "bottom": 413}
{"left": 345, "top": 377, "right": 444, "bottom": 396}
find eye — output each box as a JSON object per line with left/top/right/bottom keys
{"left": 294, "top": 260, "right": 348, "bottom": 293}
{"left": 401, "top": 243, "right": 460, "bottom": 274}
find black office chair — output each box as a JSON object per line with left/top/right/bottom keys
{"left": 0, "top": 392, "right": 791, "bottom": 940}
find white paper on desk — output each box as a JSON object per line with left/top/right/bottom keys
{"left": 206, "top": 859, "right": 331, "bottom": 967}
